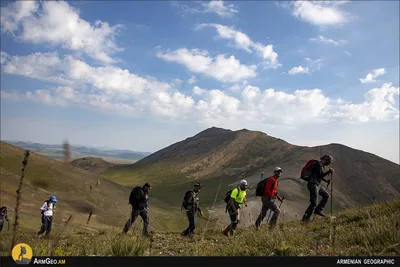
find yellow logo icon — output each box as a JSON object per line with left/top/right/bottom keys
{"left": 12, "top": 243, "right": 33, "bottom": 265}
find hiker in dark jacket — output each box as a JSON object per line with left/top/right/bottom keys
{"left": 302, "top": 155, "right": 334, "bottom": 222}
{"left": 37, "top": 196, "right": 57, "bottom": 238}
{"left": 255, "top": 167, "right": 284, "bottom": 229}
{"left": 181, "top": 182, "right": 204, "bottom": 238}
{"left": 0, "top": 206, "right": 10, "bottom": 233}
{"left": 222, "top": 179, "right": 248, "bottom": 237}
{"left": 123, "top": 183, "right": 152, "bottom": 237}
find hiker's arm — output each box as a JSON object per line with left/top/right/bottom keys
{"left": 275, "top": 192, "right": 282, "bottom": 201}
{"left": 40, "top": 203, "right": 47, "bottom": 211}
{"left": 228, "top": 198, "right": 237, "bottom": 213}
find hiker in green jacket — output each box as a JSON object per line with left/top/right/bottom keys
{"left": 222, "top": 180, "right": 248, "bottom": 236}
{"left": 181, "top": 182, "right": 204, "bottom": 238}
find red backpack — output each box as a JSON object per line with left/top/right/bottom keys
{"left": 300, "top": 160, "right": 318, "bottom": 181}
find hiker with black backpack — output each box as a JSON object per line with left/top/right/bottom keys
{"left": 123, "top": 183, "right": 152, "bottom": 237}
{"left": 181, "top": 182, "right": 204, "bottom": 238}
{"left": 255, "top": 167, "right": 284, "bottom": 230}
{"left": 222, "top": 179, "right": 248, "bottom": 237}
{"left": 0, "top": 206, "right": 10, "bottom": 233}
{"left": 37, "top": 195, "right": 57, "bottom": 238}
{"left": 300, "top": 155, "right": 334, "bottom": 222}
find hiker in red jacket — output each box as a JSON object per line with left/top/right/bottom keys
{"left": 255, "top": 167, "right": 284, "bottom": 229}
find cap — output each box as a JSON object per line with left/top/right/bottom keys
{"left": 50, "top": 195, "right": 57, "bottom": 203}
{"left": 239, "top": 179, "right": 248, "bottom": 186}
{"left": 194, "top": 182, "right": 203, "bottom": 188}
{"left": 273, "top": 167, "right": 282, "bottom": 172}
{"left": 321, "top": 155, "right": 333, "bottom": 161}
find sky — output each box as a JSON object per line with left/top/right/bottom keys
{"left": 0, "top": 0, "right": 399, "bottom": 163}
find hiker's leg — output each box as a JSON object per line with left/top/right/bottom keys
{"left": 123, "top": 209, "right": 139, "bottom": 233}
{"left": 315, "top": 186, "right": 330, "bottom": 212}
{"left": 45, "top": 216, "right": 53, "bottom": 236}
{"left": 182, "top": 211, "right": 192, "bottom": 236}
{"left": 37, "top": 215, "right": 47, "bottom": 235}
{"left": 229, "top": 209, "right": 239, "bottom": 235}
{"left": 303, "top": 183, "right": 318, "bottom": 221}
{"left": 188, "top": 211, "right": 196, "bottom": 235}
{"left": 140, "top": 209, "right": 149, "bottom": 237}
{"left": 267, "top": 200, "right": 281, "bottom": 228}
{"left": 255, "top": 197, "right": 269, "bottom": 227}
{"left": 0, "top": 222, "right": 3, "bottom": 233}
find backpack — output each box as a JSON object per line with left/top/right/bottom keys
{"left": 181, "top": 191, "right": 194, "bottom": 210}
{"left": 255, "top": 177, "right": 270, "bottom": 197}
{"left": 224, "top": 187, "right": 240, "bottom": 204}
{"left": 300, "top": 160, "right": 318, "bottom": 181}
{"left": 129, "top": 187, "right": 144, "bottom": 207}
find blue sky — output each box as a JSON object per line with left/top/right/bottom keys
{"left": 1, "top": 0, "right": 399, "bottom": 163}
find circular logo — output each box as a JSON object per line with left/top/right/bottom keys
{"left": 12, "top": 243, "right": 33, "bottom": 265}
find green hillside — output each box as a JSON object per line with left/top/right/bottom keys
{"left": 0, "top": 142, "right": 215, "bottom": 233}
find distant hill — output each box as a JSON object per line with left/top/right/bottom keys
{"left": 103, "top": 127, "right": 400, "bottom": 226}
{"left": 0, "top": 141, "right": 201, "bottom": 232}
{"left": 3, "top": 140, "right": 151, "bottom": 162}
{"left": 69, "top": 157, "right": 115, "bottom": 174}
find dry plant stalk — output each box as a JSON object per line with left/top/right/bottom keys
{"left": 87, "top": 211, "right": 93, "bottom": 225}
{"left": 63, "top": 140, "right": 70, "bottom": 164}
{"left": 11, "top": 150, "right": 30, "bottom": 251}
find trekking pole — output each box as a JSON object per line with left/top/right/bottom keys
{"left": 329, "top": 173, "right": 334, "bottom": 250}
{"left": 11, "top": 150, "right": 30, "bottom": 250}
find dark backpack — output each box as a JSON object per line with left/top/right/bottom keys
{"left": 255, "top": 177, "right": 270, "bottom": 197}
{"left": 300, "top": 160, "right": 318, "bottom": 181}
{"left": 129, "top": 187, "right": 144, "bottom": 207}
{"left": 181, "top": 190, "right": 194, "bottom": 210}
{"left": 224, "top": 187, "right": 240, "bottom": 204}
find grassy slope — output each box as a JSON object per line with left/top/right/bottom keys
{"left": 0, "top": 142, "right": 212, "bottom": 233}
{"left": 1, "top": 200, "right": 398, "bottom": 256}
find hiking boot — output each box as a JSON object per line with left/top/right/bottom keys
{"left": 314, "top": 211, "right": 326, "bottom": 217}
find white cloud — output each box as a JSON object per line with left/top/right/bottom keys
{"left": 196, "top": 23, "right": 280, "bottom": 68}
{"left": 1, "top": 1, "right": 123, "bottom": 63}
{"left": 288, "top": 66, "right": 310, "bottom": 75}
{"left": 333, "top": 83, "right": 399, "bottom": 122}
{"left": 193, "top": 86, "right": 206, "bottom": 96}
{"left": 310, "top": 35, "right": 347, "bottom": 45}
{"left": 188, "top": 76, "right": 197, "bottom": 85}
{"left": 202, "top": 1, "right": 238, "bottom": 18}
{"left": 289, "top": 1, "right": 350, "bottom": 26}
{"left": 157, "top": 48, "right": 257, "bottom": 83}
{"left": 0, "top": 51, "right": 72, "bottom": 84}
{"left": 172, "top": 78, "right": 183, "bottom": 86}
{"left": 359, "top": 68, "right": 386, "bottom": 84}
{"left": 2, "top": 52, "right": 398, "bottom": 126}
{"left": 1, "top": 51, "right": 10, "bottom": 64}
{"left": 171, "top": 1, "right": 238, "bottom": 18}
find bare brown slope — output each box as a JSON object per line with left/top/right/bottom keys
{"left": 69, "top": 157, "right": 114, "bottom": 174}
{"left": 103, "top": 127, "right": 400, "bottom": 212}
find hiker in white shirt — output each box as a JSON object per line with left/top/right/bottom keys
{"left": 37, "top": 195, "right": 57, "bottom": 238}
